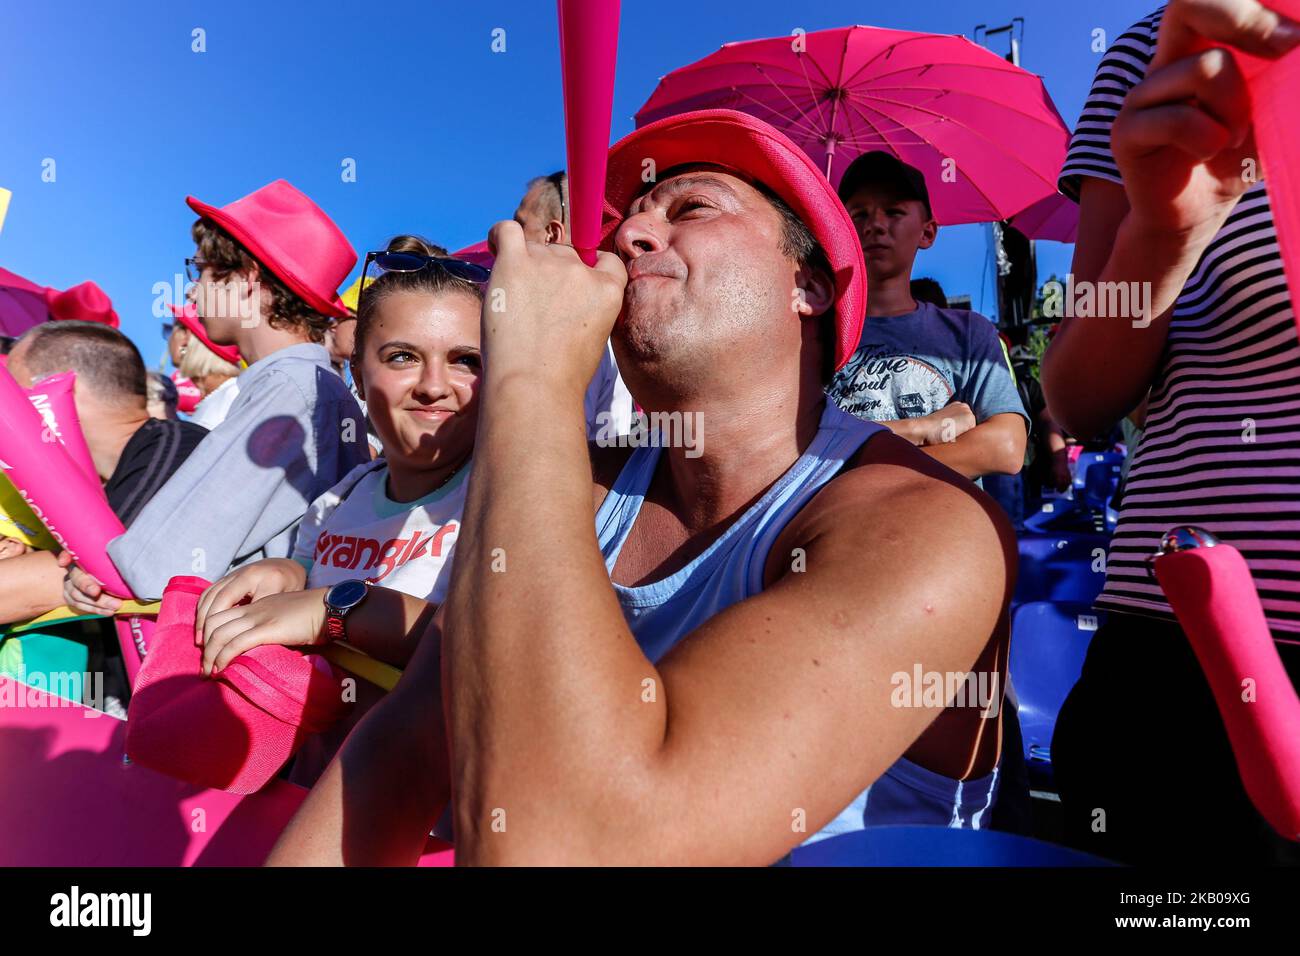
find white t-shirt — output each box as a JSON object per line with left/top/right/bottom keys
{"left": 585, "top": 340, "right": 634, "bottom": 439}
{"left": 189, "top": 376, "right": 241, "bottom": 430}
{"left": 291, "top": 459, "right": 467, "bottom": 602}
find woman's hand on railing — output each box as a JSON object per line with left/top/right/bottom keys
{"left": 194, "top": 557, "right": 308, "bottom": 646}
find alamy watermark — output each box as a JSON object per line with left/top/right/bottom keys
{"left": 890, "top": 665, "right": 1001, "bottom": 718}
{"left": 1040, "top": 274, "right": 1153, "bottom": 328}
{"left": 0, "top": 669, "right": 108, "bottom": 716}
{"left": 592, "top": 409, "right": 704, "bottom": 459}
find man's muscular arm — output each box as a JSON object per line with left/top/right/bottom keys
{"left": 441, "top": 222, "right": 1012, "bottom": 865}
{"left": 266, "top": 616, "right": 449, "bottom": 866}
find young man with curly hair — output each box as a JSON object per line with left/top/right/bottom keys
{"left": 63, "top": 180, "right": 370, "bottom": 608}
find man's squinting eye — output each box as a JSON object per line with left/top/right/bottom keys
{"left": 672, "top": 196, "right": 715, "bottom": 218}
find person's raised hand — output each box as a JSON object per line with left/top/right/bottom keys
{"left": 195, "top": 558, "right": 308, "bottom": 646}
{"left": 482, "top": 220, "right": 627, "bottom": 398}
{"left": 199, "top": 587, "right": 329, "bottom": 677}
{"left": 56, "top": 550, "right": 122, "bottom": 616}
{"left": 1113, "top": 0, "right": 1300, "bottom": 243}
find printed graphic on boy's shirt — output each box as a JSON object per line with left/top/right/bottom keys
{"left": 829, "top": 345, "right": 955, "bottom": 421}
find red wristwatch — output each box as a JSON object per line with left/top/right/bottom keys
{"left": 322, "top": 579, "right": 370, "bottom": 642}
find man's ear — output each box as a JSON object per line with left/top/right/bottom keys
{"left": 236, "top": 263, "right": 263, "bottom": 319}
{"left": 918, "top": 217, "right": 938, "bottom": 251}
{"left": 545, "top": 220, "right": 566, "bottom": 245}
{"left": 793, "top": 262, "right": 835, "bottom": 319}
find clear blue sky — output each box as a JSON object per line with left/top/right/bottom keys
{"left": 1, "top": 0, "right": 1156, "bottom": 365}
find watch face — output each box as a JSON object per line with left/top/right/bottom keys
{"left": 327, "top": 579, "right": 369, "bottom": 611}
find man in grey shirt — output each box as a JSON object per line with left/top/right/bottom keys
{"left": 831, "top": 152, "right": 1028, "bottom": 480}
{"left": 63, "top": 181, "right": 369, "bottom": 607}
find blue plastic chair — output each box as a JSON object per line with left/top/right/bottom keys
{"left": 1023, "top": 493, "right": 1098, "bottom": 535}
{"left": 1080, "top": 459, "right": 1123, "bottom": 514}
{"left": 1014, "top": 532, "right": 1109, "bottom": 606}
{"left": 1071, "top": 451, "right": 1124, "bottom": 492}
{"left": 791, "top": 825, "right": 1115, "bottom": 866}
{"left": 1010, "top": 602, "right": 1104, "bottom": 789}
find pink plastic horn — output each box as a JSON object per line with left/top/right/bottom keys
{"left": 26, "top": 370, "right": 100, "bottom": 487}
{"left": 1153, "top": 527, "right": 1300, "bottom": 841}
{"left": 0, "top": 365, "right": 133, "bottom": 598}
{"left": 1246, "top": 26, "right": 1300, "bottom": 338}
{"left": 557, "top": 0, "right": 621, "bottom": 266}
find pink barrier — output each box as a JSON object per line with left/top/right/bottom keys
{"left": 26, "top": 370, "right": 100, "bottom": 487}
{"left": 0, "top": 676, "right": 455, "bottom": 865}
{"left": 0, "top": 365, "right": 132, "bottom": 597}
{"left": 1154, "top": 542, "right": 1300, "bottom": 841}
{"left": 557, "top": 0, "right": 620, "bottom": 266}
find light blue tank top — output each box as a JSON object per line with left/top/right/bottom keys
{"left": 594, "top": 401, "right": 1000, "bottom": 848}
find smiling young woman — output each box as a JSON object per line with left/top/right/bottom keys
{"left": 191, "top": 233, "right": 488, "bottom": 784}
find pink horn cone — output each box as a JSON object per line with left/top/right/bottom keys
{"left": 1155, "top": 540, "right": 1300, "bottom": 841}
{"left": 558, "top": 0, "right": 621, "bottom": 266}
{"left": 0, "top": 365, "right": 132, "bottom": 598}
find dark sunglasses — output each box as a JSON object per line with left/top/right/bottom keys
{"left": 358, "top": 251, "right": 491, "bottom": 302}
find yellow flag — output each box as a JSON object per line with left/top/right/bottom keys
{"left": 0, "top": 187, "right": 11, "bottom": 233}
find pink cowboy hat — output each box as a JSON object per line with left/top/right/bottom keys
{"left": 604, "top": 108, "right": 866, "bottom": 371}
{"left": 169, "top": 303, "right": 242, "bottom": 366}
{"left": 187, "top": 180, "right": 354, "bottom": 319}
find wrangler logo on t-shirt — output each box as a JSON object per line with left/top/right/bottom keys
{"left": 313, "top": 522, "right": 460, "bottom": 583}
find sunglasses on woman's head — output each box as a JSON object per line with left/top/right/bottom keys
{"left": 358, "top": 251, "right": 491, "bottom": 300}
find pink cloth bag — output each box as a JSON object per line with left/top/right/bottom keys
{"left": 126, "top": 576, "right": 350, "bottom": 794}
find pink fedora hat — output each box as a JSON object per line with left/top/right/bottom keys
{"left": 187, "top": 180, "right": 355, "bottom": 319}
{"left": 43, "top": 281, "right": 120, "bottom": 328}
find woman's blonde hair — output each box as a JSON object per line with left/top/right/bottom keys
{"left": 179, "top": 333, "right": 240, "bottom": 385}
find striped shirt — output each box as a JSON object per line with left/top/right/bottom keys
{"left": 1059, "top": 6, "right": 1300, "bottom": 641}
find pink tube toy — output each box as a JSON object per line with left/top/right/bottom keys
{"left": 557, "top": 0, "right": 621, "bottom": 266}
{"left": 0, "top": 365, "right": 132, "bottom": 597}
{"left": 1153, "top": 528, "right": 1300, "bottom": 841}
{"left": 26, "top": 370, "right": 100, "bottom": 487}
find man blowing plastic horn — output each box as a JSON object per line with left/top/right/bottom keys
{"left": 271, "top": 110, "right": 1016, "bottom": 866}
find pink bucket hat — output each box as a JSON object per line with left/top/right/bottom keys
{"left": 43, "top": 281, "right": 119, "bottom": 328}
{"left": 187, "top": 180, "right": 355, "bottom": 319}
{"left": 603, "top": 108, "right": 867, "bottom": 371}
{"left": 126, "top": 576, "right": 349, "bottom": 794}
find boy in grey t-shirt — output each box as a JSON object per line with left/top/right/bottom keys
{"left": 62, "top": 181, "right": 370, "bottom": 608}
{"left": 831, "top": 152, "right": 1028, "bottom": 480}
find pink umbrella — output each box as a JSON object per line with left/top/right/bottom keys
{"left": 558, "top": 0, "right": 621, "bottom": 265}
{"left": 635, "top": 25, "right": 1071, "bottom": 225}
{"left": 1008, "top": 192, "right": 1078, "bottom": 244}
